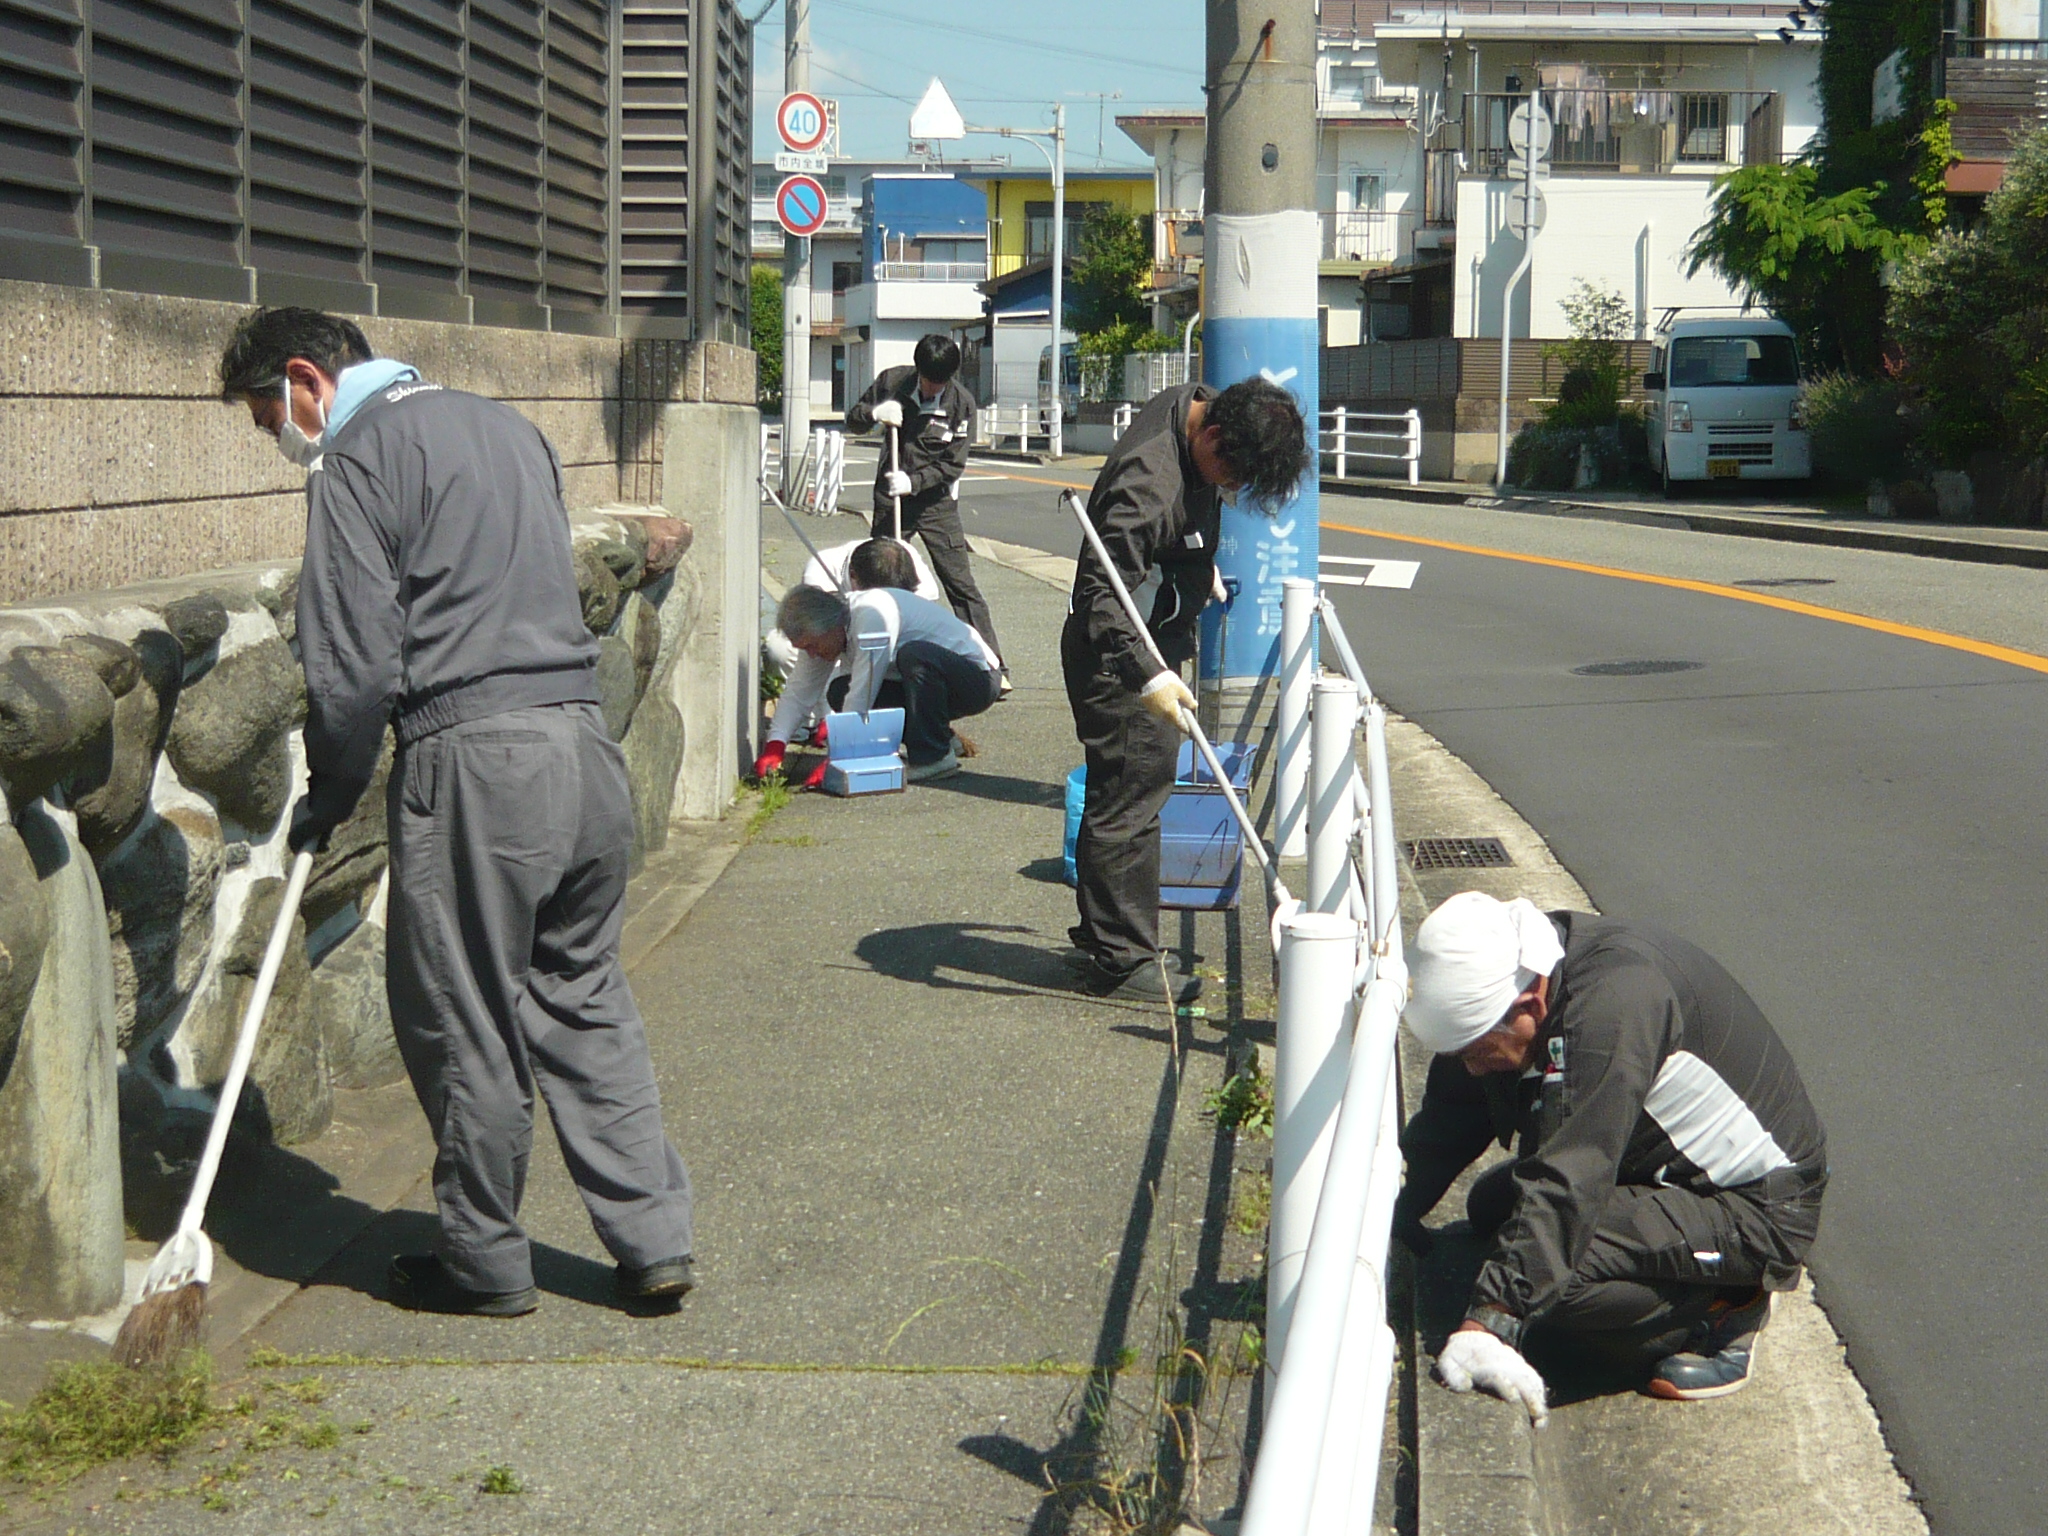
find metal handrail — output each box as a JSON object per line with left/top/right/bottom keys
{"left": 1321, "top": 406, "right": 1423, "bottom": 486}
{"left": 1243, "top": 592, "right": 1408, "bottom": 1536}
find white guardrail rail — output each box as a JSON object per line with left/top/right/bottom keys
{"left": 1240, "top": 577, "right": 1409, "bottom": 1536}
{"left": 1321, "top": 406, "right": 1422, "bottom": 486}
{"left": 758, "top": 424, "right": 847, "bottom": 518}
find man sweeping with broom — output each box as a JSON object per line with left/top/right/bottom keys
{"left": 120, "top": 309, "right": 696, "bottom": 1355}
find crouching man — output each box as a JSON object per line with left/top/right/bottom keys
{"left": 1396, "top": 892, "right": 1828, "bottom": 1419}
{"left": 775, "top": 581, "right": 1002, "bottom": 783}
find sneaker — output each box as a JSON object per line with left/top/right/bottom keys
{"left": 997, "top": 672, "right": 1014, "bottom": 700}
{"left": 617, "top": 1256, "right": 696, "bottom": 1301}
{"left": 1070, "top": 955, "right": 1202, "bottom": 1006}
{"left": 906, "top": 751, "right": 961, "bottom": 783}
{"left": 387, "top": 1254, "right": 538, "bottom": 1317}
{"left": 1647, "top": 1288, "right": 1772, "bottom": 1400}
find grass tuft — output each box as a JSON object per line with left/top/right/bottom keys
{"left": 1201, "top": 1063, "right": 1274, "bottom": 1140}
{"left": 744, "top": 773, "right": 794, "bottom": 838}
{"left": 0, "top": 1355, "right": 214, "bottom": 1485}
{"left": 479, "top": 1464, "right": 523, "bottom": 1495}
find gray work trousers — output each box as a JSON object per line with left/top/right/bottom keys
{"left": 386, "top": 701, "right": 694, "bottom": 1293}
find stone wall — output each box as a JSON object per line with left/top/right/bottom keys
{"left": 0, "top": 279, "right": 755, "bottom": 603}
{"left": 0, "top": 509, "right": 695, "bottom": 1320}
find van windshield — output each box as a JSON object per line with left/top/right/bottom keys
{"left": 1667, "top": 334, "right": 1800, "bottom": 388}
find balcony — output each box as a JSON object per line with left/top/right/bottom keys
{"left": 871, "top": 260, "right": 988, "bottom": 282}
{"left": 1465, "top": 90, "right": 1783, "bottom": 173}
{"left": 1945, "top": 39, "right": 2048, "bottom": 162}
{"left": 1320, "top": 210, "right": 1414, "bottom": 264}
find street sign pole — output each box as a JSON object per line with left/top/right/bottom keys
{"left": 780, "top": 2, "right": 815, "bottom": 499}
{"left": 1496, "top": 90, "right": 1546, "bottom": 487}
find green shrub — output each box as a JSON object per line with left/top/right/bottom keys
{"left": 1506, "top": 421, "right": 1642, "bottom": 490}
{"left": 1802, "top": 372, "right": 1910, "bottom": 484}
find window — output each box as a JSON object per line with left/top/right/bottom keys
{"left": 832, "top": 261, "right": 859, "bottom": 293}
{"left": 831, "top": 345, "right": 847, "bottom": 410}
{"left": 1025, "top": 201, "right": 1102, "bottom": 261}
{"left": 1667, "top": 335, "right": 1801, "bottom": 387}
{"left": 1352, "top": 173, "right": 1384, "bottom": 212}
{"left": 1325, "top": 64, "right": 1371, "bottom": 107}
{"left": 1678, "top": 95, "right": 1728, "bottom": 162}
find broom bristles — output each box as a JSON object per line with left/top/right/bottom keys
{"left": 112, "top": 1282, "right": 207, "bottom": 1370}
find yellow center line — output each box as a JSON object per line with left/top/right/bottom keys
{"left": 1321, "top": 518, "right": 2048, "bottom": 678}
{"left": 979, "top": 468, "right": 1095, "bottom": 491}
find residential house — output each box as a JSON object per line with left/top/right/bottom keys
{"left": 752, "top": 158, "right": 1001, "bottom": 416}
{"left": 1115, "top": 32, "right": 1420, "bottom": 349}
{"left": 962, "top": 168, "right": 1154, "bottom": 408}
{"left": 1943, "top": 0, "right": 2048, "bottom": 204}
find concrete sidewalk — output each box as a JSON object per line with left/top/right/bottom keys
{"left": 2, "top": 529, "right": 1276, "bottom": 1535}
{"left": 1328, "top": 474, "right": 2048, "bottom": 571}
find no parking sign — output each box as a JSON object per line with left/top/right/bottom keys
{"left": 775, "top": 174, "right": 829, "bottom": 239}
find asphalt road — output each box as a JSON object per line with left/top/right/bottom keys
{"left": 917, "top": 454, "right": 2048, "bottom": 1536}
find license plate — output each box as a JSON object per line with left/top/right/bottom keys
{"left": 1706, "top": 458, "right": 1741, "bottom": 479}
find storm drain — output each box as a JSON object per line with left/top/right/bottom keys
{"left": 1571, "top": 659, "right": 1705, "bottom": 677}
{"left": 1734, "top": 576, "right": 1836, "bottom": 589}
{"left": 1404, "top": 836, "right": 1514, "bottom": 870}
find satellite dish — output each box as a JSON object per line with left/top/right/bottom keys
{"left": 910, "top": 78, "right": 966, "bottom": 142}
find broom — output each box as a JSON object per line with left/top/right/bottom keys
{"left": 115, "top": 849, "right": 315, "bottom": 1368}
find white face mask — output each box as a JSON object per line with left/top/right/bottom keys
{"left": 276, "top": 375, "right": 326, "bottom": 469}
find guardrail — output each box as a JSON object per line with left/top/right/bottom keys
{"left": 759, "top": 425, "right": 847, "bottom": 517}
{"left": 1239, "top": 579, "right": 1409, "bottom": 1536}
{"left": 871, "top": 261, "right": 988, "bottom": 282}
{"left": 1322, "top": 406, "right": 1422, "bottom": 485}
{"left": 976, "top": 401, "right": 1055, "bottom": 454}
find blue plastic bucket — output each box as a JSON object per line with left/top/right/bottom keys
{"left": 1061, "top": 765, "right": 1086, "bottom": 886}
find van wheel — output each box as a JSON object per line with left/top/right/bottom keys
{"left": 1661, "top": 456, "right": 1679, "bottom": 500}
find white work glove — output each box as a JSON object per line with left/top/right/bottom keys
{"left": 1209, "top": 566, "right": 1229, "bottom": 607}
{"left": 1139, "top": 671, "right": 1196, "bottom": 731}
{"left": 882, "top": 469, "right": 913, "bottom": 498}
{"left": 1436, "top": 1329, "right": 1549, "bottom": 1428}
{"left": 870, "top": 399, "right": 904, "bottom": 429}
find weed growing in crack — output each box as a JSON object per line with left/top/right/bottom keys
{"left": 1202, "top": 1065, "right": 1274, "bottom": 1140}
{"left": 479, "top": 1464, "right": 524, "bottom": 1495}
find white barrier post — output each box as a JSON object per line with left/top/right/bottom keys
{"left": 1335, "top": 404, "right": 1349, "bottom": 479}
{"left": 1277, "top": 579, "right": 1316, "bottom": 860}
{"left": 1268, "top": 908, "right": 1361, "bottom": 1387}
{"left": 1308, "top": 674, "right": 1358, "bottom": 914}
{"left": 1364, "top": 702, "right": 1401, "bottom": 958}
{"left": 1406, "top": 408, "right": 1422, "bottom": 486}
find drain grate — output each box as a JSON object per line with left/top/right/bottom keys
{"left": 1734, "top": 576, "right": 1836, "bottom": 589}
{"left": 1405, "top": 836, "right": 1513, "bottom": 870}
{"left": 1571, "top": 659, "right": 1704, "bottom": 677}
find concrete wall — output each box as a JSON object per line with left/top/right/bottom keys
{"left": 0, "top": 279, "right": 755, "bottom": 603}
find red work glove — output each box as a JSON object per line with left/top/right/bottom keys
{"left": 809, "top": 719, "right": 829, "bottom": 750}
{"left": 803, "top": 757, "right": 829, "bottom": 790}
{"left": 753, "top": 741, "right": 786, "bottom": 780}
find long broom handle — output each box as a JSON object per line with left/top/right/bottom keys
{"left": 1061, "top": 490, "right": 1290, "bottom": 905}
{"left": 888, "top": 423, "right": 903, "bottom": 541}
{"left": 171, "top": 849, "right": 314, "bottom": 1237}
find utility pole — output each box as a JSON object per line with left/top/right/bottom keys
{"left": 781, "top": 0, "right": 812, "bottom": 497}
{"left": 1202, "top": 4, "right": 1319, "bottom": 719}
{"left": 1049, "top": 101, "right": 1065, "bottom": 460}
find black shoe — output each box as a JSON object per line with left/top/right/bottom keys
{"left": 1647, "top": 1288, "right": 1772, "bottom": 1400}
{"left": 1070, "top": 956, "right": 1202, "bottom": 1006}
{"left": 617, "top": 1256, "right": 696, "bottom": 1301}
{"left": 387, "top": 1254, "right": 538, "bottom": 1317}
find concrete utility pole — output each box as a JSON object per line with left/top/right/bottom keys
{"left": 1202, "top": 4, "right": 1319, "bottom": 716}
{"left": 781, "top": 0, "right": 812, "bottom": 497}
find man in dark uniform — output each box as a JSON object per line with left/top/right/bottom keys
{"left": 1395, "top": 892, "right": 1829, "bottom": 1420}
{"left": 1061, "top": 377, "right": 1310, "bottom": 1003}
{"left": 845, "top": 334, "right": 1004, "bottom": 683}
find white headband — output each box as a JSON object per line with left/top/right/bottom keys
{"left": 1403, "top": 892, "right": 1565, "bottom": 1054}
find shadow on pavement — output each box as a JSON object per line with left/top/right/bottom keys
{"left": 852, "top": 921, "right": 1080, "bottom": 999}
{"left": 923, "top": 771, "right": 1067, "bottom": 809}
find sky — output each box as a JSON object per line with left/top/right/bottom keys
{"left": 750, "top": 0, "right": 1206, "bottom": 171}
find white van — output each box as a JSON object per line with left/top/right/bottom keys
{"left": 1642, "top": 315, "right": 1811, "bottom": 494}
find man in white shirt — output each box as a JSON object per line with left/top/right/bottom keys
{"left": 755, "top": 538, "right": 944, "bottom": 786}
{"left": 775, "top": 582, "right": 1002, "bottom": 783}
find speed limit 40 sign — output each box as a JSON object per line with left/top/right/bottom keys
{"left": 777, "top": 92, "right": 829, "bottom": 154}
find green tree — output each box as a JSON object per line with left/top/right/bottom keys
{"left": 1069, "top": 204, "right": 1151, "bottom": 335}
{"left": 1684, "top": 163, "right": 1916, "bottom": 373}
{"left": 1542, "top": 281, "right": 1633, "bottom": 428}
{"left": 1888, "top": 123, "right": 2048, "bottom": 468}
{"left": 750, "top": 263, "right": 783, "bottom": 412}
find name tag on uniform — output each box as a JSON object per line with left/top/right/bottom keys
{"left": 1183, "top": 533, "right": 1204, "bottom": 550}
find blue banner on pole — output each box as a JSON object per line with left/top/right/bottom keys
{"left": 1200, "top": 314, "right": 1320, "bottom": 683}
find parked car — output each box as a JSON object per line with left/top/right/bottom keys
{"left": 1642, "top": 315, "right": 1812, "bottom": 494}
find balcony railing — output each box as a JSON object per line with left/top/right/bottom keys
{"left": 811, "top": 290, "right": 844, "bottom": 326}
{"left": 1320, "top": 209, "right": 1414, "bottom": 263}
{"left": 1944, "top": 41, "right": 2048, "bottom": 160}
{"left": 1424, "top": 147, "right": 1459, "bottom": 226}
{"left": 871, "top": 261, "right": 987, "bottom": 282}
{"left": 1465, "top": 90, "right": 1783, "bottom": 172}
{"left": 1952, "top": 35, "right": 2048, "bottom": 59}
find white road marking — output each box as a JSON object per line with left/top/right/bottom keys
{"left": 1319, "top": 557, "right": 1420, "bottom": 589}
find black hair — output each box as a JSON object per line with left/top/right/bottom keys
{"left": 912, "top": 333, "right": 961, "bottom": 384}
{"left": 1207, "top": 377, "right": 1312, "bottom": 510}
{"left": 218, "top": 307, "right": 374, "bottom": 401}
{"left": 848, "top": 538, "right": 917, "bottom": 591}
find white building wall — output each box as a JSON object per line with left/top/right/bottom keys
{"left": 1453, "top": 173, "right": 1765, "bottom": 339}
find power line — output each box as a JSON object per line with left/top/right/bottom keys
{"left": 822, "top": 0, "right": 1199, "bottom": 78}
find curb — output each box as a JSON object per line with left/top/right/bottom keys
{"left": 1324, "top": 477, "right": 2048, "bottom": 571}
